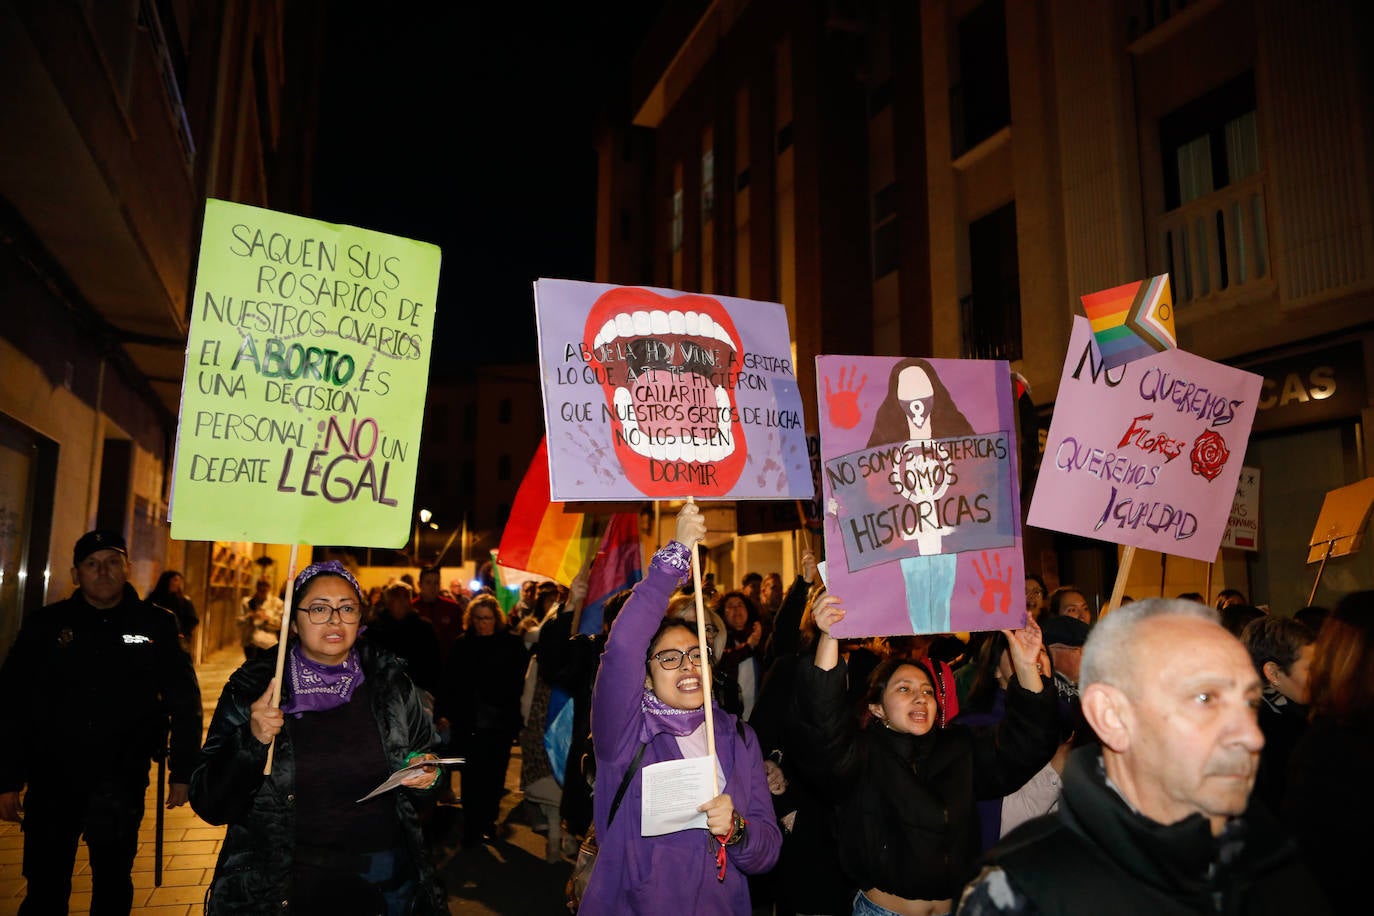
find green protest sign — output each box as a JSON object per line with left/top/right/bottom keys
{"left": 170, "top": 199, "right": 440, "bottom": 547}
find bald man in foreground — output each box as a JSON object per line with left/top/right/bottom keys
{"left": 957, "top": 598, "right": 1329, "bottom": 915}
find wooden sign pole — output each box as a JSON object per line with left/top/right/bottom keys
{"left": 685, "top": 497, "right": 719, "bottom": 795}
{"left": 264, "top": 544, "right": 300, "bottom": 775}
{"left": 1105, "top": 546, "right": 1136, "bottom": 618}
{"left": 1308, "top": 540, "right": 1335, "bottom": 606}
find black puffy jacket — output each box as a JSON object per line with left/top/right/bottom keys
{"left": 190, "top": 643, "right": 443, "bottom": 914}
{"left": 793, "top": 658, "right": 1058, "bottom": 902}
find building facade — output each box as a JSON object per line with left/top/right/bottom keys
{"left": 0, "top": 0, "right": 321, "bottom": 661}
{"left": 596, "top": 0, "right": 1374, "bottom": 611}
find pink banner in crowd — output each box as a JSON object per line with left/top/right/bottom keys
{"left": 1028, "top": 316, "right": 1262, "bottom": 562}
{"left": 816, "top": 355, "right": 1024, "bottom": 637}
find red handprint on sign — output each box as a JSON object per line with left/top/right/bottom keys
{"left": 968, "top": 551, "right": 1013, "bottom": 614}
{"left": 824, "top": 365, "right": 868, "bottom": 429}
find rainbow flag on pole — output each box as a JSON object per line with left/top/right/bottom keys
{"left": 497, "top": 438, "right": 600, "bottom": 584}
{"left": 577, "top": 513, "right": 643, "bottom": 635}
{"left": 1080, "top": 274, "right": 1176, "bottom": 369}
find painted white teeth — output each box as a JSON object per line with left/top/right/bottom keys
{"left": 595, "top": 319, "right": 617, "bottom": 350}
{"left": 611, "top": 384, "right": 738, "bottom": 463}
{"left": 590, "top": 309, "right": 739, "bottom": 352}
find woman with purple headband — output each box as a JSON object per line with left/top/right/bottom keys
{"left": 190, "top": 560, "right": 445, "bottom": 916}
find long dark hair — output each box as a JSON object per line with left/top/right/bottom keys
{"left": 1308, "top": 591, "right": 1374, "bottom": 724}
{"left": 862, "top": 657, "right": 936, "bottom": 729}
{"left": 867, "top": 358, "right": 975, "bottom": 447}
{"left": 148, "top": 570, "right": 182, "bottom": 601}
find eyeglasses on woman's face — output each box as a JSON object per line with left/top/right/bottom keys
{"left": 651, "top": 646, "right": 711, "bottom": 670}
{"left": 297, "top": 602, "right": 361, "bottom": 624}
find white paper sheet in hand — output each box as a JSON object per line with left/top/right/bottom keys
{"left": 640, "top": 756, "right": 715, "bottom": 836}
{"left": 356, "top": 757, "right": 465, "bottom": 803}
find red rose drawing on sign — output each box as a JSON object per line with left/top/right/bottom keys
{"left": 1190, "top": 430, "right": 1230, "bottom": 481}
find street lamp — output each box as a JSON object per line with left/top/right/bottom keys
{"left": 413, "top": 508, "right": 433, "bottom": 563}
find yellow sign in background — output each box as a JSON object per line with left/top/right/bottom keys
{"left": 170, "top": 199, "right": 441, "bottom": 547}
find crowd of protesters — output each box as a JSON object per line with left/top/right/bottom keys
{"left": 6, "top": 518, "right": 1370, "bottom": 915}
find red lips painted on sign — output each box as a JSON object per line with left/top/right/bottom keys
{"left": 583, "top": 287, "right": 748, "bottom": 497}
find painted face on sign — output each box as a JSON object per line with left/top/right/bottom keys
{"left": 896, "top": 366, "right": 935, "bottom": 438}
{"left": 583, "top": 287, "right": 748, "bottom": 497}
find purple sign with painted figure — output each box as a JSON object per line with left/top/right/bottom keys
{"left": 534, "top": 279, "right": 812, "bottom": 502}
{"left": 1027, "top": 316, "right": 1262, "bottom": 562}
{"left": 817, "top": 355, "right": 1024, "bottom": 637}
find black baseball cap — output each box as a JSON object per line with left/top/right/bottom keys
{"left": 1042, "top": 614, "right": 1090, "bottom": 648}
{"left": 73, "top": 530, "right": 128, "bottom": 566}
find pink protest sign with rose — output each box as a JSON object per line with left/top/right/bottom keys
{"left": 1190, "top": 430, "right": 1231, "bottom": 482}
{"left": 1028, "top": 317, "right": 1263, "bottom": 562}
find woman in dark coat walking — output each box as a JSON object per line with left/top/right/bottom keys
{"left": 438, "top": 594, "right": 527, "bottom": 845}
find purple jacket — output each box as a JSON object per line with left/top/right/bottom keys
{"left": 580, "top": 549, "right": 781, "bottom": 915}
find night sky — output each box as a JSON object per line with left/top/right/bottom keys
{"left": 311, "top": 3, "right": 667, "bottom": 373}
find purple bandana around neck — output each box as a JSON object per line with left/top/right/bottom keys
{"left": 640, "top": 687, "right": 706, "bottom": 742}
{"left": 279, "top": 641, "right": 365, "bottom": 717}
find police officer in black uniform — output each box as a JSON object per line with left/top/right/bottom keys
{"left": 0, "top": 530, "right": 203, "bottom": 915}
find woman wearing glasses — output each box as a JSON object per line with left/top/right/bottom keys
{"left": 191, "top": 560, "right": 445, "bottom": 916}
{"left": 579, "top": 504, "right": 781, "bottom": 914}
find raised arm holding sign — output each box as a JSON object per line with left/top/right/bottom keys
{"left": 536, "top": 280, "right": 795, "bottom": 907}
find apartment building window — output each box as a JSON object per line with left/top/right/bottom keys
{"left": 951, "top": 0, "right": 1010, "bottom": 158}
{"left": 962, "top": 202, "right": 1022, "bottom": 361}
{"left": 498, "top": 454, "right": 512, "bottom": 481}
{"left": 872, "top": 183, "right": 900, "bottom": 279}
{"left": 702, "top": 146, "right": 716, "bottom": 224}
{"left": 497, "top": 398, "right": 512, "bottom": 424}
{"left": 671, "top": 187, "right": 684, "bottom": 254}
{"left": 701, "top": 131, "right": 716, "bottom": 293}
{"left": 1158, "top": 72, "right": 1267, "bottom": 301}
{"left": 1161, "top": 73, "right": 1259, "bottom": 210}
{"left": 463, "top": 404, "right": 477, "bottom": 439}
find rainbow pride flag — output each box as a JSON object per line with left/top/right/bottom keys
{"left": 497, "top": 438, "right": 600, "bottom": 584}
{"left": 1080, "top": 274, "right": 1176, "bottom": 369}
{"left": 577, "top": 513, "right": 643, "bottom": 635}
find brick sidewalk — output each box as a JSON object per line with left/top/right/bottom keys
{"left": 0, "top": 645, "right": 242, "bottom": 916}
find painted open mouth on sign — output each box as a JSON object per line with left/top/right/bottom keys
{"left": 584, "top": 287, "right": 747, "bottom": 497}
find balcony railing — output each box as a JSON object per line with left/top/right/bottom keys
{"left": 1156, "top": 172, "right": 1270, "bottom": 307}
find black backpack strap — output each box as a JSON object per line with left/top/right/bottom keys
{"left": 607, "top": 742, "right": 648, "bottom": 827}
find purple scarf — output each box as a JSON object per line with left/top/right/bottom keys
{"left": 639, "top": 688, "right": 706, "bottom": 743}
{"left": 279, "top": 642, "right": 365, "bottom": 717}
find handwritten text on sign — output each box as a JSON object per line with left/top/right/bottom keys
{"left": 825, "top": 433, "right": 1015, "bottom": 572}
{"left": 535, "top": 280, "right": 811, "bottom": 501}
{"left": 817, "top": 356, "right": 1024, "bottom": 638}
{"left": 1027, "top": 317, "right": 1261, "bottom": 562}
{"left": 171, "top": 199, "right": 440, "bottom": 546}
